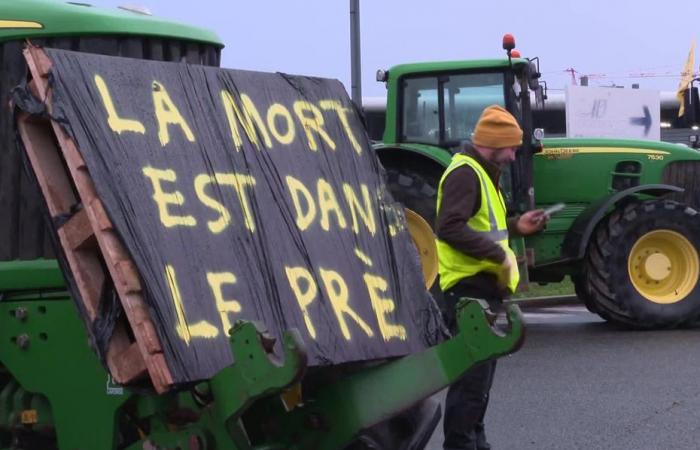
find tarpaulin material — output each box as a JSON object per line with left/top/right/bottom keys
{"left": 38, "top": 48, "right": 442, "bottom": 384}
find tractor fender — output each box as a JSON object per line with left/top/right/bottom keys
{"left": 373, "top": 143, "right": 453, "bottom": 169}
{"left": 562, "top": 184, "right": 684, "bottom": 260}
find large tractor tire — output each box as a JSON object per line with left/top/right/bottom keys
{"left": 384, "top": 164, "right": 441, "bottom": 229}
{"left": 571, "top": 273, "right": 600, "bottom": 315}
{"left": 577, "top": 199, "right": 700, "bottom": 328}
{"left": 383, "top": 161, "right": 443, "bottom": 297}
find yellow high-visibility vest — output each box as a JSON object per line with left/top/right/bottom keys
{"left": 436, "top": 153, "right": 520, "bottom": 292}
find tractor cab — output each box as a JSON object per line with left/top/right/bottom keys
{"left": 379, "top": 34, "right": 545, "bottom": 212}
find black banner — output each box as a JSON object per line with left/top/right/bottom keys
{"left": 43, "top": 49, "right": 441, "bottom": 384}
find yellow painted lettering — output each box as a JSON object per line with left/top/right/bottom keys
{"left": 319, "top": 268, "right": 373, "bottom": 340}
{"left": 286, "top": 176, "right": 316, "bottom": 231}
{"left": 214, "top": 173, "right": 257, "bottom": 232}
{"left": 206, "top": 272, "right": 242, "bottom": 336}
{"left": 142, "top": 167, "right": 196, "bottom": 228}
{"left": 221, "top": 91, "right": 272, "bottom": 150}
{"left": 343, "top": 183, "right": 375, "bottom": 235}
{"left": 165, "top": 264, "right": 219, "bottom": 345}
{"left": 194, "top": 173, "right": 257, "bottom": 233}
{"left": 364, "top": 273, "right": 407, "bottom": 341}
{"left": 292, "top": 101, "right": 336, "bottom": 151}
{"left": 354, "top": 248, "right": 374, "bottom": 267}
{"left": 94, "top": 74, "right": 145, "bottom": 134}
{"left": 266, "top": 103, "right": 296, "bottom": 145}
{"left": 284, "top": 266, "right": 318, "bottom": 339}
{"left": 194, "top": 174, "right": 231, "bottom": 233}
{"left": 152, "top": 81, "right": 195, "bottom": 146}
{"left": 319, "top": 100, "right": 362, "bottom": 154}
{"left": 317, "top": 179, "right": 347, "bottom": 231}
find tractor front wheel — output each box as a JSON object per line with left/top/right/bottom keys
{"left": 579, "top": 199, "right": 700, "bottom": 328}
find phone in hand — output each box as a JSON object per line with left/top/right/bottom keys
{"left": 543, "top": 202, "right": 566, "bottom": 217}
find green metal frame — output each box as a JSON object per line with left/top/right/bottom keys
{"left": 268, "top": 300, "right": 523, "bottom": 450}
{"left": 0, "top": 297, "right": 130, "bottom": 449}
{"left": 0, "top": 260, "right": 65, "bottom": 293}
{"left": 0, "top": 294, "right": 523, "bottom": 449}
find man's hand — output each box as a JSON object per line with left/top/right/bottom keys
{"left": 516, "top": 209, "right": 548, "bottom": 235}
{"left": 497, "top": 251, "right": 517, "bottom": 290}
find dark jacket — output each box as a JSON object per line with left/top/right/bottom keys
{"left": 435, "top": 144, "right": 519, "bottom": 299}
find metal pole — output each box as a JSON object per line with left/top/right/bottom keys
{"left": 350, "top": 0, "right": 362, "bottom": 108}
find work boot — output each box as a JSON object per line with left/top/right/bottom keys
{"left": 475, "top": 422, "right": 491, "bottom": 450}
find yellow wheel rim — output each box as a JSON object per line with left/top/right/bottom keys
{"left": 627, "top": 230, "right": 699, "bottom": 304}
{"left": 405, "top": 209, "right": 438, "bottom": 289}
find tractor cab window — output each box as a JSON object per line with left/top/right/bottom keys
{"left": 400, "top": 72, "right": 505, "bottom": 147}
{"left": 443, "top": 73, "right": 505, "bottom": 144}
{"left": 401, "top": 77, "right": 440, "bottom": 145}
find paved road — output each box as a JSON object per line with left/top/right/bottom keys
{"left": 424, "top": 304, "right": 700, "bottom": 450}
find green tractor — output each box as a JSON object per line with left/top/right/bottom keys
{"left": 0, "top": 1, "right": 524, "bottom": 449}
{"left": 375, "top": 34, "right": 700, "bottom": 329}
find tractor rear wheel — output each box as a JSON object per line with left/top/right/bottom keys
{"left": 384, "top": 162, "right": 442, "bottom": 296}
{"left": 384, "top": 164, "right": 441, "bottom": 230}
{"left": 580, "top": 199, "right": 700, "bottom": 328}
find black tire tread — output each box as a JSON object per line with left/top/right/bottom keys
{"left": 384, "top": 166, "right": 440, "bottom": 228}
{"left": 581, "top": 199, "right": 700, "bottom": 328}
{"left": 383, "top": 161, "right": 443, "bottom": 295}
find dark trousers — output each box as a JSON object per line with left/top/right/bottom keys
{"left": 441, "top": 282, "right": 501, "bottom": 450}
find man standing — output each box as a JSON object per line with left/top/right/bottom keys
{"left": 436, "top": 105, "right": 547, "bottom": 450}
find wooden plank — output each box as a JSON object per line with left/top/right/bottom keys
{"left": 20, "top": 45, "right": 149, "bottom": 385}
{"left": 61, "top": 208, "right": 94, "bottom": 251}
{"left": 16, "top": 114, "right": 77, "bottom": 218}
{"left": 114, "top": 260, "right": 142, "bottom": 294}
{"left": 23, "top": 47, "right": 52, "bottom": 99}
{"left": 22, "top": 46, "right": 174, "bottom": 392}
{"left": 89, "top": 197, "right": 113, "bottom": 232}
{"left": 109, "top": 337, "right": 147, "bottom": 382}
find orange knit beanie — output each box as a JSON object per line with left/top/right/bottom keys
{"left": 472, "top": 105, "right": 523, "bottom": 148}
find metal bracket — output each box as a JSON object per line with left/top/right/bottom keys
{"left": 209, "top": 321, "right": 308, "bottom": 422}
{"left": 268, "top": 300, "right": 524, "bottom": 450}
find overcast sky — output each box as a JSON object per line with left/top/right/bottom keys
{"left": 89, "top": 0, "right": 698, "bottom": 98}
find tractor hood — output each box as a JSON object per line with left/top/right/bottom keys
{"left": 0, "top": 0, "right": 222, "bottom": 45}
{"left": 541, "top": 137, "right": 700, "bottom": 160}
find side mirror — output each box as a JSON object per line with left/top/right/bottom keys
{"left": 682, "top": 85, "right": 700, "bottom": 127}
{"left": 530, "top": 80, "right": 547, "bottom": 109}
{"left": 527, "top": 61, "right": 541, "bottom": 91}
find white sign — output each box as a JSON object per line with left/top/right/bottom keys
{"left": 565, "top": 85, "right": 660, "bottom": 140}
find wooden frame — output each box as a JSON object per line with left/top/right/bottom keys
{"left": 18, "top": 46, "right": 173, "bottom": 393}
